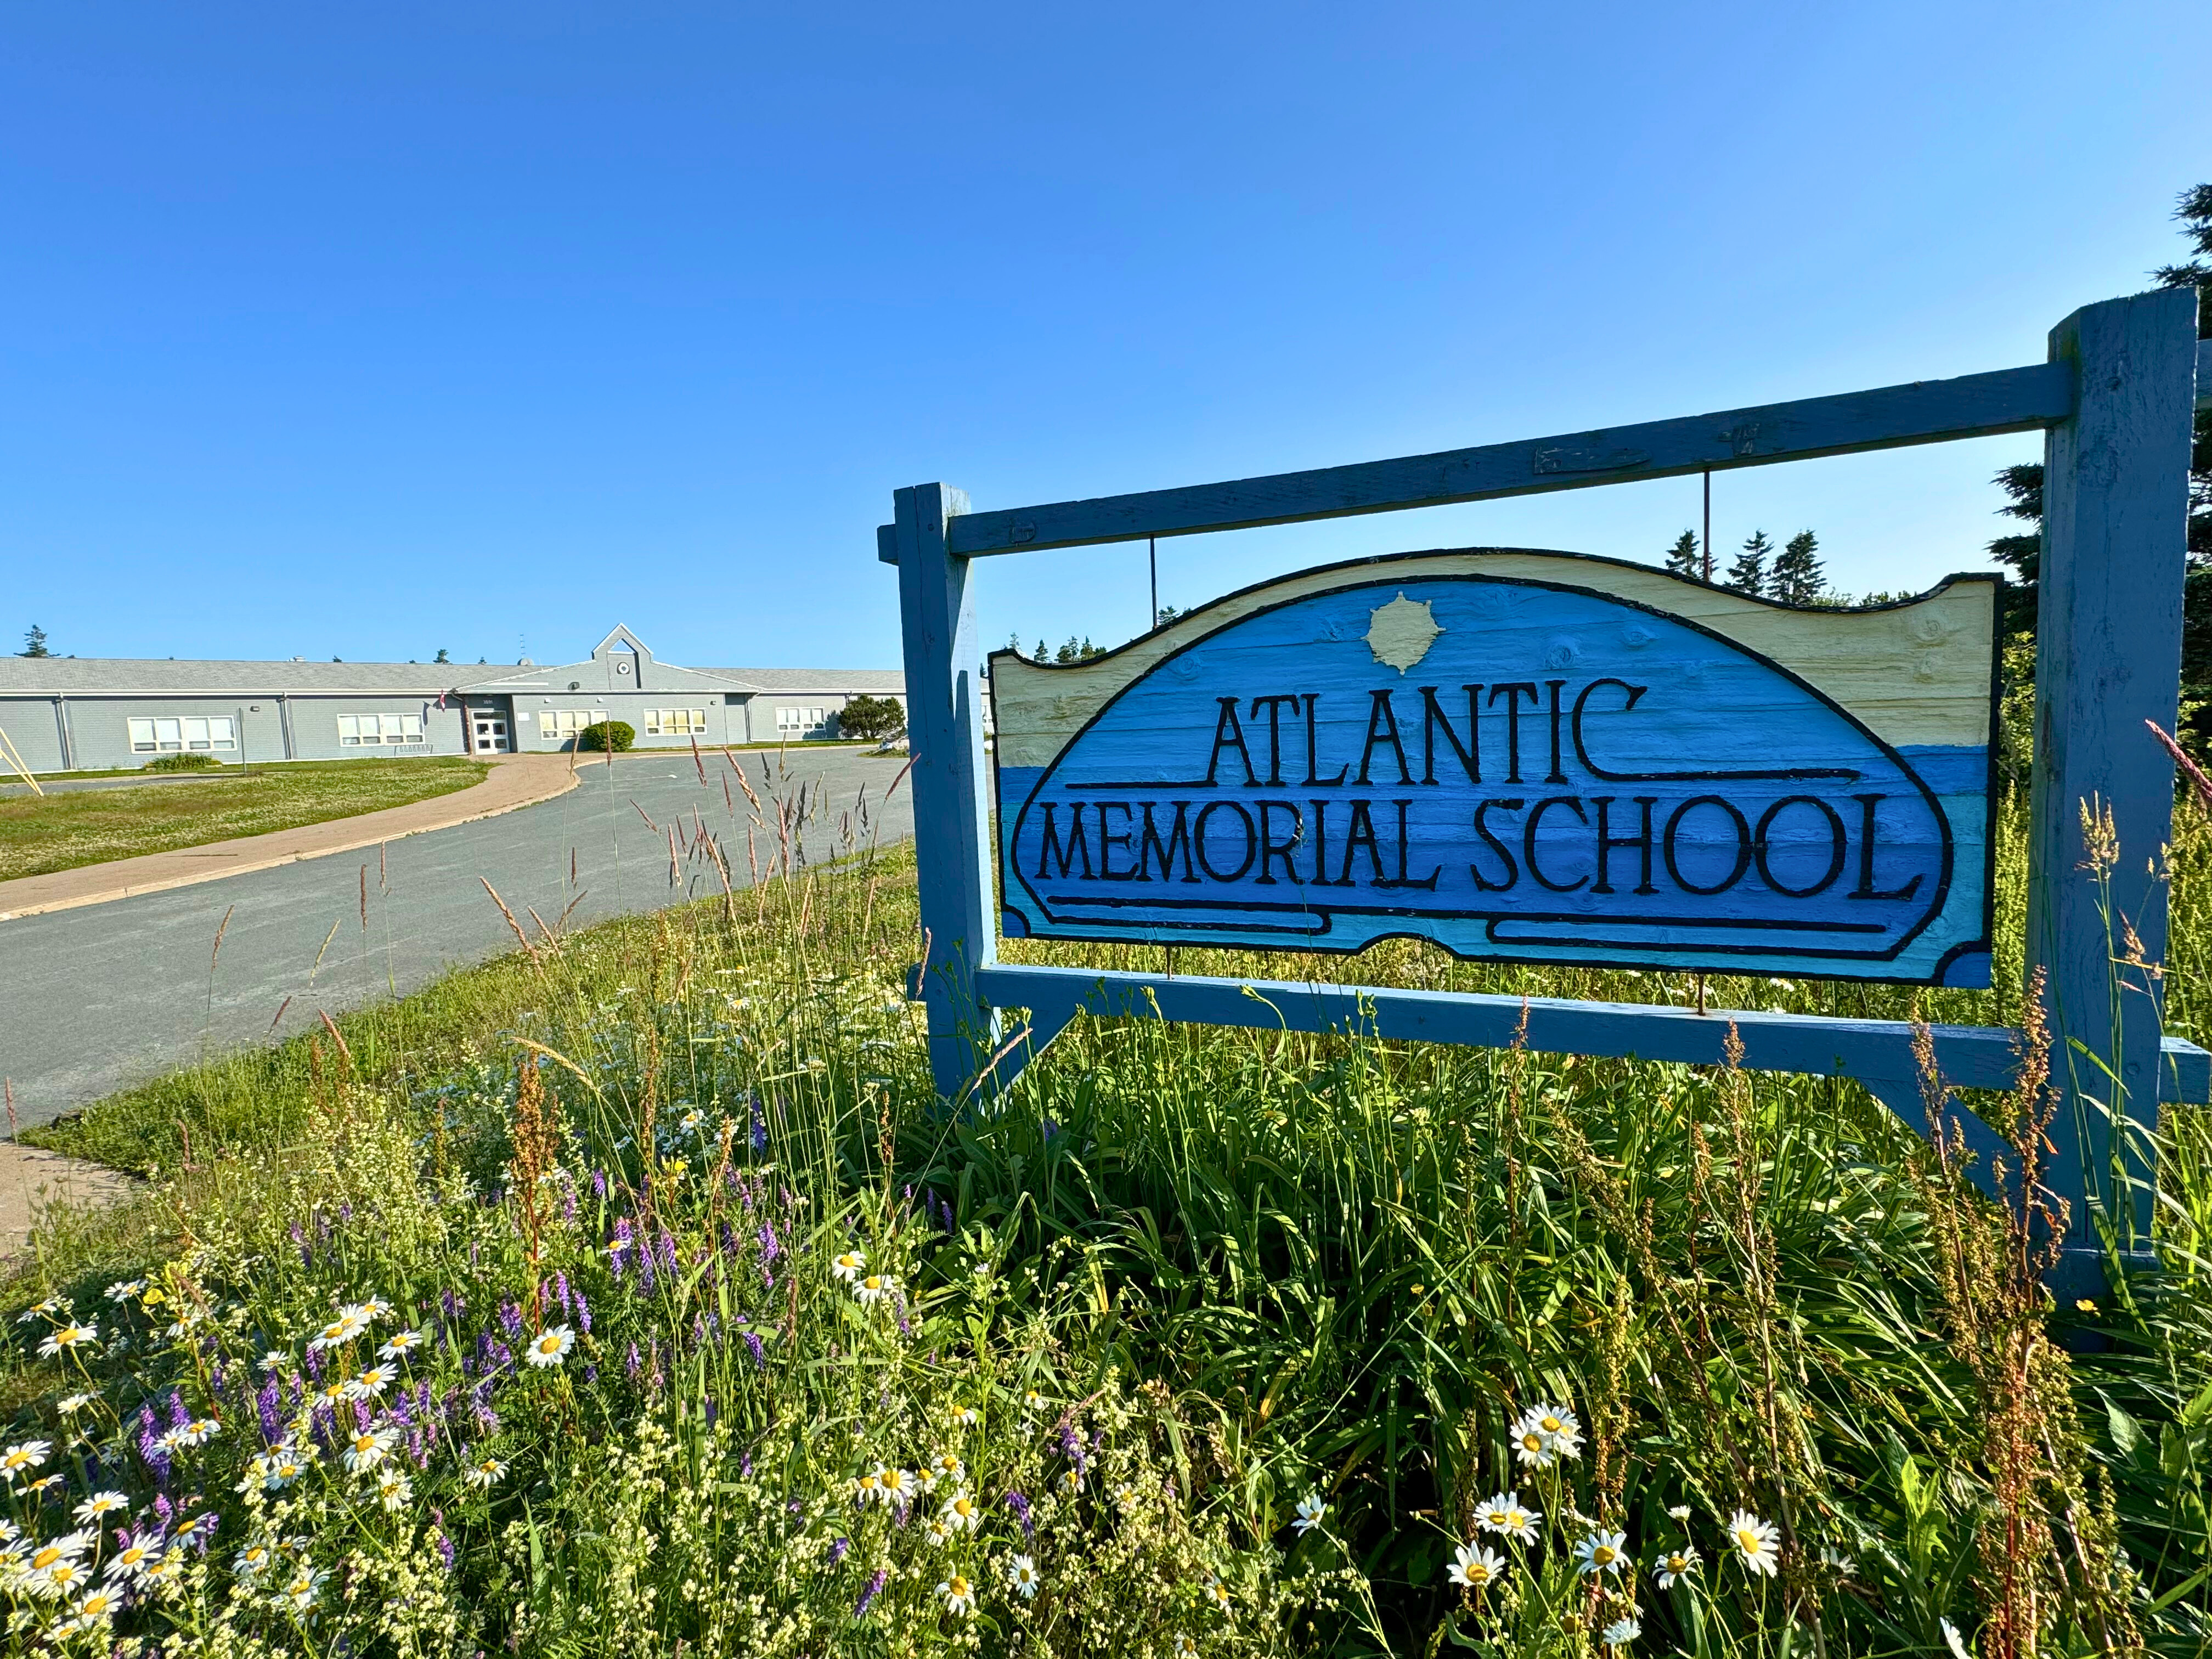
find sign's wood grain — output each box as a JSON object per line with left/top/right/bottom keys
{"left": 991, "top": 549, "right": 1999, "bottom": 984}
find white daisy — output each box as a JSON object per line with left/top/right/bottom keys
{"left": 341, "top": 1426, "right": 397, "bottom": 1475}
{"left": 1727, "top": 1509, "right": 1781, "bottom": 1577}
{"left": 524, "top": 1324, "right": 575, "bottom": 1368}
{"left": 1292, "top": 1492, "right": 1328, "bottom": 1534}
{"left": 939, "top": 1572, "right": 975, "bottom": 1616}
{"left": 38, "top": 1322, "right": 99, "bottom": 1359}
{"left": 280, "top": 1565, "right": 326, "bottom": 1611}
{"left": 234, "top": 1541, "right": 276, "bottom": 1577}
{"left": 356, "top": 1296, "right": 393, "bottom": 1322}
{"left": 922, "top": 1519, "right": 951, "bottom": 1548}
{"left": 464, "top": 1455, "right": 508, "bottom": 1489}
{"left": 940, "top": 1490, "right": 983, "bottom": 1532}
{"left": 1008, "top": 1554, "right": 1042, "bottom": 1599}
{"left": 875, "top": 1465, "right": 918, "bottom": 1506}
{"left": 375, "top": 1468, "right": 413, "bottom": 1512}
{"left": 71, "top": 1492, "right": 127, "bottom": 1525}
{"left": 19, "top": 1296, "right": 65, "bottom": 1321}
{"left": 946, "top": 1406, "right": 978, "bottom": 1429}
{"left": 104, "top": 1280, "right": 146, "bottom": 1303}
{"left": 104, "top": 1539, "right": 157, "bottom": 1582}
{"left": 377, "top": 1329, "right": 425, "bottom": 1361}
{"left": 1575, "top": 1530, "right": 1629, "bottom": 1577}
{"left": 1601, "top": 1616, "right": 1641, "bottom": 1646}
{"left": 853, "top": 1273, "right": 898, "bottom": 1306}
{"left": 264, "top": 1449, "right": 308, "bottom": 1488}
{"left": 850, "top": 1469, "right": 882, "bottom": 1505}
{"left": 831, "top": 1251, "right": 867, "bottom": 1283}
{"left": 55, "top": 1393, "right": 96, "bottom": 1415}
{"left": 41, "top": 1556, "right": 93, "bottom": 1597}
{"left": 1942, "top": 1618, "right": 1974, "bottom": 1659}
{"left": 346, "top": 1364, "right": 397, "bottom": 1401}
{"left": 2, "top": 1440, "right": 53, "bottom": 1479}
{"left": 1022, "top": 1388, "right": 1046, "bottom": 1414}
{"left": 307, "top": 1311, "right": 366, "bottom": 1352}
{"left": 1447, "top": 1541, "right": 1506, "bottom": 1589}
{"left": 921, "top": 1452, "right": 964, "bottom": 1491}
{"left": 259, "top": 1350, "right": 290, "bottom": 1372}
{"left": 67, "top": 1585, "right": 121, "bottom": 1624}
{"left": 177, "top": 1417, "right": 221, "bottom": 1447}
{"left": 1171, "top": 1637, "right": 1199, "bottom": 1658}
{"left": 1654, "top": 1544, "right": 1700, "bottom": 1588}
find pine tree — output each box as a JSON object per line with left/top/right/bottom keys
{"left": 1034, "top": 639, "right": 1049, "bottom": 661}
{"left": 1056, "top": 637, "right": 1081, "bottom": 664}
{"left": 433, "top": 647, "right": 450, "bottom": 664}
{"left": 19, "top": 624, "right": 49, "bottom": 658}
{"left": 1726, "top": 531, "right": 1773, "bottom": 596}
{"left": 1663, "top": 531, "right": 1702, "bottom": 580}
{"left": 1770, "top": 531, "right": 1826, "bottom": 605}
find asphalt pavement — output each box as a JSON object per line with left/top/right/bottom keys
{"left": 0, "top": 746, "right": 913, "bottom": 1129}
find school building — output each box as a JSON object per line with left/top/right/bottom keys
{"left": 0, "top": 626, "right": 905, "bottom": 772}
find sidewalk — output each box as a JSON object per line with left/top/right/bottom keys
{"left": 0, "top": 752, "right": 600, "bottom": 922}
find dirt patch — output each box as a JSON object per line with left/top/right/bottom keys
{"left": 0, "top": 1141, "right": 134, "bottom": 1261}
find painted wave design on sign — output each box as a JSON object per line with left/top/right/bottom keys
{"left": 997, "top": 573, "right": 1991, "bottom": 981}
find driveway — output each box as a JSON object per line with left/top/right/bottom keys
{"left": 0, "top": 746, "right": 913, "bottom": 1130}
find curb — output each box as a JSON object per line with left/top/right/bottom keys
{"left": 0, "top": 756, "right": 600, "bottom": 923}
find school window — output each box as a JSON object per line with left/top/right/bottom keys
{"left": 645, "top": 708, "right": 707, "bottom": 736}
{"left": 336, "top": 713, "right": 425, "bottom": 747}
{"left": 776, "top": 706, "right": 827, "bottom": 732}
{"left": 543, "top": 709, "right": 609, "bottom": 741}
{"left": 129, "top": 716, "right": 236, "bottom": 754}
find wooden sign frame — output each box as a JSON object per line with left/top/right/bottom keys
{"left": 884, "top": 289, "right": 2212, "bottom": 1297}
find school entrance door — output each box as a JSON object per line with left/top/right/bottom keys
{"left": 468, "top": 704, "right": 511, "bottom": 754}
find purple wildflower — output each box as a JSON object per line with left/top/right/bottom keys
{"left": 829, "top": 1537, "right": 850, "bottom": 1566}
{"left": 590, "top": 1168, "right": 608, "bottom": 1201}
{"left": 573, "top": 1288, "right": 592, "bottom": 1336}
{"left": 1005, "top": 1490, "right": 1035, "bottom": 1542}
{"left": 440, "top": 1288, "right": 465, "bottom": 1323}
{"left": 749, "top": 1094, "right": 768, "bottom": 1153}
{"left": 626, "top": 1342, "right": 641, "bottom": 1380}
{"left": 257, "top": 1378, "right": 283, "bottom": 1444}
{"left": 304, "top": 1346, "right": 325, "bottom": 1383}
{"left": 498, "top": 1301, "right": 523, "bottom": 1340}
{"left": 744, "top": 1331, "right": 765, "bottom": 1369}
{"left": 855, "top": 1568, "right": 887, "bottom": 1617}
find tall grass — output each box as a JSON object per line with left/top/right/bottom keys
{"left": 4, "top": 775, "right": 2209, "bottom": 1656}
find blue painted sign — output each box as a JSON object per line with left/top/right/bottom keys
{"left": 992, "top": 551, "right": 1999, "bottom": 984}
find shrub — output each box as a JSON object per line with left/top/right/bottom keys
{"left": 143, "top": 752, "right": 224, "bottom": 772}
{"left": 575, "top": 720, "right": 634, "bottom": 753}
{"left": 837, "top": 694, "right": 907, "bottom": 744}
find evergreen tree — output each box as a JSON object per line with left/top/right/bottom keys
{"left": 1726, "top": 531, "right": 1773, "bottom": 596}
{"left": 1987, "top": 462, "right": 2044, "bottom": 639}
{"left": 433, "top": 647, "right": 450, "bottom": 664}
{"left": 19, "top": 624, "right": 49, "bottom": 658}
{"left": 1770, "top": 531, "right": 1826, "bottom": 605}
{"left": 1034, "top": 639, "right": 1048, "bottom": 661}
{"left": 1663, "top": 531, "right": 1702, "bottom": 580}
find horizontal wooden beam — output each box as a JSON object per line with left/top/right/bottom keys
{"left": 973, "top": 962, "right": 2212, "bottom": 1104}
{"left": 921, "top": 362, "right": 2072, "bottom": 556}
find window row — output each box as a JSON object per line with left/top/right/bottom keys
{"left": 338, "top": 713, "right": 426, "bottom": 747}
{"left": 128, "top": 716, "right": 236, "bottom": 754}
{"left": 645, "top": 708, "right": 708, "bottom": 736}
{"left": 776, "top": 706, "right": 829, "bottom": 731}
{"left": 539, "top": 709, "right": 608, "bottom": 740}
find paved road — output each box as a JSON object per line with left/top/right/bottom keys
{"left": 0, "top": 746, "right": 912, "bottom": 1128}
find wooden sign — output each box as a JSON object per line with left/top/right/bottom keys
{"left": 992, "top": 550, "right": 1998, "bottom": 985}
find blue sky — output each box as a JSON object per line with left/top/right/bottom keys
{"left": 2, "top": 3, "right": 2205, "bottom": 670}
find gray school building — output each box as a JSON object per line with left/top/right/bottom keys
{"left": 0, "top": 627, "right": 905, "bottom": 772}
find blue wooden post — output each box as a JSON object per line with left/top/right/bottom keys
{"left": 891, "top": 483, "right": 1001, "bottom": 1104}
{"left": 2029, "top": 286, "right": 2201, "bottom": 1292}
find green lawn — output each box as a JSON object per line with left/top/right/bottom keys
{"left": 0, "top": 757, "right": 488, "bottom": 881}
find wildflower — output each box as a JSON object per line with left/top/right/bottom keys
{"left": 346, "top": 1364, "right": 398, "bottom": 1401}
{"left": 2, "top": 1440, "right": 53, "bottom": 1479}
{"left": 104, "top": 1280, "right": 145, "bottom": 1302}
{"left": 38, "top": 1321, "right": 99, "bottom": 1359}
{"left": 18, "top": 1296, "right": 64, "bottom": 1321}
{"left": 140, "top": 1550, "right": 188, "bottom": 1595}
{"left": 851, "top": 1469, "right": 882, "bottom": 1505}
{"left": 1060, "top": 1467, "right": 1082, "bottom": 1495}
{"left": 65, "top": 1585, "right": 121, "bottom": 1627}
{"left": 1009, "top": 1554, "right": 1042, "bottom": 1599}
{"left": 679, "top": 1108, "right": 706, "bottom": 1135}
{"left": 922, "top": 1452, "right": 964, "bottom": 1491}
{"left": 308, "top": 1311, "right": 366, "bottom": 1351}
{"left": 464, "top": 1455, "right": 508, "bottom": 1489}
{"left": 941, "top": 1490, "right": 983, "bottom": 1532}
{"left": 1942, "top": 1618, "right": 1974, "bottom": 1659}
{"left": 377, "top": 1329, "right": 425, "bottom": 1361}
{"left": 1822, "top": 1545, "right": 1856, "bottom": 1576}
{"left": 2074, "top": 1297, "right": 2097, "bottom": 1314}
{"left": 946, "top": 1406, "right": 978, "bottom": 1430}
{"left": 178, "top": 1417, "right": 221, "bottom": 1446}
{"left": 1172, "top": 1637, "right": 1199, "bottom": 1658}
{"left": 831, "top": 1250, "right": 867, "bottom": 1283}
{"left": 1575, "top": 1530, "right": 1629, "bottom": 1577}
{"left": 155, "top": 1425, "right": 193, "bottom": 1458}
{"left": 357, "top": 1295, "right": 393, "bottom": 1321}
{"left": 923, "top": 1519, "right": 951, "bottom": 1548}
{"left": 1509, "top": 1419, "right": 1555, "bottom": 1468}
{"left": 259, "top": 1351, "right": 289, "bottom": 1372}
{"left": 1601, "top": 1616, "right": 1642, "bottom": 1646}
{"left": 1475, "top": 1491, "right": 1541, "bottom": 1543}
{"left": 1665, "top": 1504, "right": 1691, "bottom": 1521}
{"left": 71, "top": 1492, "right": 127, "bottom": 1525}
{"left": 1509, "top": 1402, "right": 1584, "bottom": 1468}
{"left": 854, "top": 1566, "right": 888, "bottom": 1618}
{"left": 1022, "top": 1389, "right": 1046, "bottom": 1414}
{"left": 524, "top": 1325, "right": 576, "bottom": 1368}
{"left": 26, "top": 1473, "right": 64, "bottom": 1498}
{"left": 1292, "top": 1492, "right": 1328, "bottom": 1534}
{"left": 1726, "top": 1509, "right": 1781, "bottom": 1577}
{"left": 235, "top": 1540, "right": 276, "bottom": 1577}
{"left": 56, "top": 1392, "right": 95, "bottom": 1415}
{"left": 853, "top": 1273, "right": 898, "bottom": 1306}
{"left": 1654, "top": 1544, "right": 1700, "bottom": 1588}
{"left": 1201, "top": 1571, "right": 1231, "bottom": 1611}
{"left": 939, "top": 1572, "right": 976, "bottom": 1616}
{"left": 280, "top": 1565, "right": 326, "bottom": 1612}
{"left": 1447, "top": 1541, "right": 1506, "bottom": 1589}
{"left": 172, "top": 1510, "right": 215, "bottom": 1544}
{"left": 25, "top": 1532, "right": 92, "bottom": 1573}
{"left": 341, "top": 1426, "right": 397, "bottom": 1475}
{"left": 376, "top": 1468, "right": 413, "bottom": 1512}
{"left": 876, "top": 1465, "right": 918, "bottom": 1506}
{"left": 105, "top": 1539, "right": 157, "bottom": 1581}
{"left": 42, "top": 1556, "right": 94, "bottom": 1597}
{"left": 264, "top": 1449, "right": 308, "bottom": 1489}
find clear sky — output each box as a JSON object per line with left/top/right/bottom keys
{"left": 3, "top": 3, "right": 2206, "bottom": 671}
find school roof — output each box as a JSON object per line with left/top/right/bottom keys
{"left": 0, "top": 654, "right": 905, "bottom": 699}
